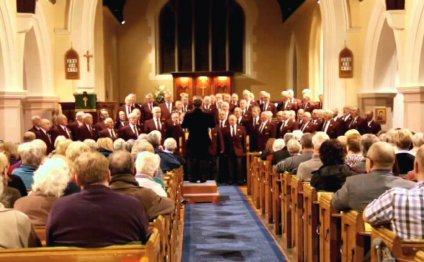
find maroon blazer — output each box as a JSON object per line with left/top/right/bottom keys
{"left": 321, "top": 119, "right": 338, "bottom": 139}
{"left": 117, "top": 104, "right": 141, "bottom": 119}
{"left": 209, "top": 127, "right": 224, "bottom": 156}
{"left": 141, "top": 102, "right": 158, "bottom": 121}
{"left": 50, "top": 125, "right": 73, "bottom": 142}
{"left": 299, "top": 121, "right": 316, "bottom": 134}
{"left": 98, "top": 128, "right": 119, "bottom": 140}
{"left": 255, "top": 122, "right": 276, "bottom": 152}
{"left": 365, "top": 120, "right": 381, "bottom": 135}
{"left": 222, "top": 125, "right": 246, "bottom": 157}
{"left": 277, "top": 119, "right": 298, "bottom": 138}
{"left": 277, "top": 100, "right": 296, "bottom": 111}
{"left": 159, "top": 103, "right": 174, "bottom": 120}
{"left": 143, "top": 119, "right": 167, "bottom": 137}
{"left": 348, "top": 116, "right": 366, "bottom": 134}
{"left": 301, "top": 102, "right": 316, "bottom": 113}
{"left": 119, "top": 125, "right": 141, "bottom": 141}
{"left": 75, "top": 125, "right": 98, "bottom": 141}
{"left": 260, "top": 102, "right": 276, "bottom": 115}
{"left": 36, "top": 130, "right": 54, "bottom": 154}
{"left": 165, "top": 123, "right": 185, "bottom": 147}
{"left": 94, "top": 121, "right": 106, "bottom": 132}
{"left": 114, "top": 120, "right": 128, "bottom": 131}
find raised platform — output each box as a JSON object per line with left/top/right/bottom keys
{"left": 183, "top": 180, "right": 220, "bottom": 203}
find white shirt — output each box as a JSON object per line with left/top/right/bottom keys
{"left": 135, "top": 175, "right": 167, "bottom": 197}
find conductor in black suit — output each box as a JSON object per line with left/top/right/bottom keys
{"left": 182, "top": 97, "right": 216, "bottom": 183}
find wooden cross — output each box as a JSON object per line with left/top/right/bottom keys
{"left": 82, "top": 96, "right": 88, "bottom": 107}
{"left": 83, "top": 50, "right": 93, "bottom": 72}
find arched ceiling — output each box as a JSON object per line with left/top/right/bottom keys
{"left": 103, "top": 0, "right": 305, "bottom": 24}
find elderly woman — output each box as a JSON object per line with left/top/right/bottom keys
{"left": 135, "top": 151, "right": 167, "bottom": 197}
{"left": 14, "top": 158, "right": 70, "bottom": 226}
{"left": 411, "top": 132, "right": 424, "bottom": 155}
{"left": 311, "top": 139, "right": 356, "bottom": 192}
{"left": 97, "top": 138, "right": 114, "bottom": 157}
{"left": 83, "top": 139, "right": 98, "bottom": 152}
{"left": 113, "top": 138, "right": 127, "bottom": 151}
{"left": 65, "top": 141, "right": 91, "bottom": 162}
{"left": 0, "top": 176, "right": 41, "bottom": 248}
{"left": 260, "top": 138, "right": 276, "bottom": 161}
{"left": 345, "top": 133, "right": 363, "bottom": 167}
{"left": 54, "top": 138, "right": 72, "bottom": 156}
{"left": 12, "top": 141, "right": 45, "bottom": 190}
{"left": 0, "top": 153, "right": 21, "bottom": 208}
{"left": 147, "top": 131, "right": 162, "bottom": 152}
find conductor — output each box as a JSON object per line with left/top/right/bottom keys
{"left": 182, "top": 97, "right": 216, "bottom": 183}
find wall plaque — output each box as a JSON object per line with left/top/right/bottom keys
{"left": 65, "top": 48, "right": 80, "bottom": 80}
{"left": 339, "top": 47, "right": 353, "bottom": 78}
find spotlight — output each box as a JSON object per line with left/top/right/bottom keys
{"left": 121, "top": 20, "right": 126, "bottom": 25}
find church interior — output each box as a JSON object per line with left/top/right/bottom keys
{"left": 1, "top": 0, "right": 424, "bottom": 261}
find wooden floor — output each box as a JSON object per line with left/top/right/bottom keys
{"left": 239, "top": 186, "right": 295, "bottom": 262}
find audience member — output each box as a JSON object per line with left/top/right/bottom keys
{"left": 411, "top": 132, "right": 424, "bottom": 155}
{"left": 12, "top": 142, "right": 45, "bottom": 190}
{"left": 158, "top": 138, "right": 181, "bottom": 172}
{"left": 364, "top": 145, "right": 424, "bottom": 239}
{"left": 113, "top": 138, "right": 127, "bottom": 151}
{"left": 351, "top": 134, "right": 379, "bottom": 174}
{"left": 0, "top": 176, "right": 41, "bottom": 248}
{"left": 394, "top": 128, "right": 415, "bottom": 175}
{"left": 14, "top": 158, "right": 70, "bottom": 225}
{"left": 65, "top": 141, "right": 91, "bottom": 162}
{"left": 310, "top": 139, "right": 356, "bottom": 192}
{"left": 297, "top": 132, "right": 329, "bottom": 182}
{"left": 0, "top": 153, "right": 21, "bottom": 208}
{"left": 332, "top": 142, "right": 416, "bottom": 212}
{"left": 271, "top": 139, "right": 285, "bottom": 165}
{"left": 97, "top": 137, "right": 114, "bottom": 157}
{"left": 260, "top": 138, "right": 275, "bottom": 161}
{"left": 275, "top": 133, "right": 314, "bottom": 174}
{"left": 345, "top": 133, "right": 363, "bottom": 167}
{"left": 46, "top": 152, "right": 149, "bottom": 247}
{"left": 135, "top": 151, "right": 167, "bottom": 197}
{"left": 109, "top": 151, "right": 174, "bottom": 220}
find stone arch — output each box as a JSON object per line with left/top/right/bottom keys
{"left": 0, "top": 0, "right": 18, "bottom": 90}
{"left": 287, "top": 34, "right": 298, "bottom": 95}
{"left": 23, "top": 28, "right": 43, "bottom": 95}
{"left": 308, "top": 7, "right": 323, "bottom": 100}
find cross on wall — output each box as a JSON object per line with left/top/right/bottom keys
{"left": 83, "top": 50, "right": 93, "bottom": 72}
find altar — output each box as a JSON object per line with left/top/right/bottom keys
{"left": 171, "top": 71, "right": 234, "bottom": 100}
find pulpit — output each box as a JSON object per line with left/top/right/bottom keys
{"left": 171, "top": 72, "right": 234, "bottom": 100}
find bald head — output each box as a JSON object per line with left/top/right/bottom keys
{"left": 366, "top": 142, "right": 395, "bottom": 171}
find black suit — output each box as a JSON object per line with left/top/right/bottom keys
{"left": 181, "top": 107, "right": 215, "bottom": 182}
{"left": 36, "top": 129, "right": 54, "bottom": 154}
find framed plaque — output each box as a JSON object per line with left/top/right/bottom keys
{"left": 65, "top": 48, "right": 80, "bottom": 80}
{"left": 339, "top": 47, "right": 353, "bottom": 78}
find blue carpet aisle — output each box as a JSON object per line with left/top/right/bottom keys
{"left": 182, "top": 186, "right": 288, "bottom": 262}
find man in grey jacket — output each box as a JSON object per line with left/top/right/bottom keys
{"left": 275, "top": 133, "right": 314, "bottom": 174}
{"left": 332, "top": 142, "right": 416, "bottom": 212}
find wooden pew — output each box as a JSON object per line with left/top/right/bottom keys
{"left": 290, "top": 176, "right": 304, "bottom": 262}
{"left": 272, "top": 170, "right": 282, "bottom": 235}
{"left": 303, "top": 183, "right": 319, "bottom": 262}
{"left": 259, "top": 159, "right": 266, "bottom": 215}
{"left": 34, "top": 226, "right": 46, "bottom": 246}
{"left": 371, "top": 227, "right": 424, "bottom": 262}
{"left": 263, "top": 160, "right": 273, "bottom": 222}
{"left": 253, "top": 156, "right": 261, "bottom": 209}
{"left": 415, "top": 251, "right": 424, "bottom": 262}
{"left": 341, "top": 211, "right": 371, "bottom": 262}
{"left": 318, "top": 193, "right": 342, "bottom": 262}
{"left": 0, "top": 228, "right": 161, "bottom": 262}
{"left": 281, "top": 172, "right": 293, "bottom": 249}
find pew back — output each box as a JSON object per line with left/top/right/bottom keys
{"left": 302, "top": 183, "right": 319, "bottom": 262}
{"left": 341, "top": 211, "right": 370, "bottom": 262}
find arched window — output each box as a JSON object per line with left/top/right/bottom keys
{"left": 159, "top": 0, "right": 245, "bottom": 74}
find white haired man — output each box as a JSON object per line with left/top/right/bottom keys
{"left": 157, "top": 138, "right": 182, "bottom": 172}
{"left": 119, "top": 112, "right": 142, "bottom": 141}
{"left": 135, "top": 151, "right": 167, "bottom": 197}
{"left": 143, "top": 107, "right": 166, "bottom": 136}
{"left": 36, "top": 119, "right": 54, "bottom": 154}
{"left": 297, "top": 132, "right": 330, "bottom": 182}
{"left": 51, "top": 114, "right": 72, "bottom": 142}
{"left": 98, "top": 118, "right": 118, "bottom": 140}
{"left": 28, "top": 115, "right": 42, "bottom": 135}
{"left": 141, "top": 93, "right": 157, "bottom": 121}
{"left": 256, "top": 111, "right": 276, "bottom": 152}
{"left": 75, "top": 113, "right": 97, "bottom": 141}
{"left": 159, "top": 92, "right": 174, "bottom": 120}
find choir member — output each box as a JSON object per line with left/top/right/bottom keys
{"left": 50, "top": 114, "right": 72, "bottom": 142}
{"left": 256, "top": 111, "right": 276, "bottom": 152}
{"left": 141, "top": 93, "right": 157, "bottom": 121}
{"left": 364, "top": 110, "right": 381, "bottom": 135}
{"left": 98, "top": 118, "right": 118, "bottom": 140}
{"left": 114, "top": 111, "right": 128, "bottom": 130}
{"left": 36, "top": 119, "right": 54, "bottom": 154}
{"left": 75, "top": 113, "right": 97, "bottom": 141}
{"left": 159, "top": 92, "right": 174, "bottom": 120}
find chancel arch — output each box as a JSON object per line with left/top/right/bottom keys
{"left": 308, "top": 7, "right": 323, "bottom": 101}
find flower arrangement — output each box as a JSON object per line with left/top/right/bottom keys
{"left": 154, "top": 85, "right": 168, "bottom": 103}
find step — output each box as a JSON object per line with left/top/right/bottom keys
{"left": 184, "top": 192, "right": 221, "bottom": 203}
{"left": 183, "top": 180, "right": 218, "bottom": 194}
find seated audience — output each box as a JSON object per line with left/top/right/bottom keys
{"left": 54, "top": 138, "right": 72, "bottom": 156}
{"left": 147, "top": 130, "right": 162, "bottom": 152}
{"left": 12, "top": 141, "right": 45, "bottom": 190}
{"left": 97, "top": 137, "right": 113, "bottom": 157}
{"left": 351, "top": 134, "right": 379, "bottom": 174}
{"left": 113, "top": 138, "right": 127, "bottom": 151}
{"left": 109, "top": 151, "right": 174, "bottom": 220}
{"left": 364, "top": 145, "right": 424, "bottom": 239}
{"left": 311, "top": 139, "right": 356, "bottom": 192}
{"left": 135, "top": 151, "right": 167, "bottom": 197}
{"left": 65, "top": 141, "right": 91, "bottom": 162}
{"left": 0, "top": 176, "right": 41, "bottom": 248}
{"left": 394, "top": 128, "right": 415, "bottom": 175}
{"left": 158, "top": 138, "right": 181, "bottom": 172}
{"left": 275, "top": 133, "right": 314, "bottom": 174}
{"left": 14, "top": 158, "right": 70, "bottom": 225}
{"left": 260, "top": 138, "right": 275, "bottom": 161}
{"left": 272, "top": 133, "right": 293, "bottom": 165}
{"left": 345, "top": 133, "right": 363, "bottom": 167}
{"left": 297, "top": 132, "right": 329, "bottom": 182}
{"left": 46, "top": 152, "right": 149, "bottom": 247}
{"left": 411, "top": 132, "right": 424, "bottom": 155}
{"left": 271, "top": 139, "right": 285, "bottom": 165}
{"left": 0, "top": 153, "right": 21, "bottom": 208}
{"left": 83, "top": 139, "right": 98, "bottom": 152}
{"left": 332, "top": 142, "right": 416, "bottom": 212}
